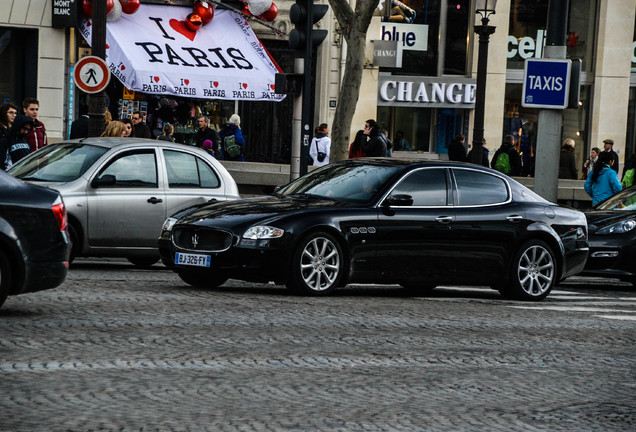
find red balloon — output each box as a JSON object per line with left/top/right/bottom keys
{"left": 259, "top": 3, "right": 278, "bottom": 22}
{"left": 186, "top": 13, "right": 203, "bottom": 32}
{"left": 193, "top": 1, "right": 214, "bottom": 25}
{"left": 120, "top": 0, "right": 140, "bottom": 15}
{"left": 81, "top": 0, "right": 115, "bottom": 18}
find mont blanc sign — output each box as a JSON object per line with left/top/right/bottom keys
{"left": 378, "top": 74, "right": 476, "bottom": 108}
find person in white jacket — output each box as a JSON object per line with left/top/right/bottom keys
{"left": 309, "top": 123, "right": 331, "bottom": 167}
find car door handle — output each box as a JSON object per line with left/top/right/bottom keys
{"left": 506, "top": 215, "right": 523, "bottom": 223}
{"left": 435, "top": 216, "right": 453, "bottom": 224}
{"left": 147, "top": 197, "right": 163, "bottom": 204}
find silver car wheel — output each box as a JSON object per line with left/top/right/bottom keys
{"left": 300, "top": 236, "right": 341, "bottom": 292}
{"left": 517, "top": 244, "right": 555, "bottom": 297}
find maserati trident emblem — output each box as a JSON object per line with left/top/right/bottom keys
{"left": 192, "top": 234, "right": 199, "bottom": 248}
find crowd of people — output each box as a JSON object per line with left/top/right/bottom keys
{"left": 0, "top": 98, "right": 47, "bottom": 170}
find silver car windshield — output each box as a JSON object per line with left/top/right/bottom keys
{"left": 277, "top": 164, "right": 401, "bottom": 203}
{"left": 596, "top": 187, "right": 636, "bottom": 211}
{"left": 9, "top": 143, "right": 109, "bottom": 182}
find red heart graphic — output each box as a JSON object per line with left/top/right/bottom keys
{"left": 169, "top": 19, "right": 197, "bottom": 42}
{"left": 154, "top": 76, "right": 160, "bottom": 83}
{"left": 87, "top": 21, "right": 92, "bottom": 27}
{"left": 213, "top": 81, "right": 219, "bottom": 88}
{"left": 106, "top": 44, "right": 109, "bottom": 49}
{"left": 270, "top": 84, "right": 275, "bottom": 90}
{"left": 242, "top": 83, "right": 248, "bottom": 89}
{"left": 184, "top": 79, "right": 190, "bottom": 85}
{"left": 120, "top": 65, "right": 126, "bottom": 70}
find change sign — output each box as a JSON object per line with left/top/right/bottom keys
{"left": 522, "top": 58, "right": 571, "bottom": 109}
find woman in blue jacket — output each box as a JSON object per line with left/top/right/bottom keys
{"left": 219, "top": 114, "right": 246, "bottom": 161}
{"left": 584, "top": 151, "right": 622, "bottom": 205}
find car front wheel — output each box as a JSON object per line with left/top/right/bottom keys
{"left": 502, "top": 240, "right": 556, "bottom": 301}
{"left": 0, "top": 249, "right": 11, "bottom": 308}
{"left": 287, "top": 231, "right": 344, "bottom": 295}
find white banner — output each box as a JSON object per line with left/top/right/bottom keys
{"left": 79, "top": 4, "right": 285, "bottom": 101}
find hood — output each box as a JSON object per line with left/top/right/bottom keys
{"left": 9, "top": 115, "right": 34, "bottom": 140}
{"left": 585, "top": 209, "right": 636, "bottom": 232}
{"left": 175, "top": 194, "right": 348, "bottom": 228}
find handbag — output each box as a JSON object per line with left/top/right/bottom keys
{"left": 315, "top": 140, "right": 326, "bottom": 162}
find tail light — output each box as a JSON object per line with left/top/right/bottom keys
{"left": 51, "top": 197, "right": 67, "bottom": 232}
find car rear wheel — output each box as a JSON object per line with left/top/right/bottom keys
{"left": 127, "top": 256, "right": 160, "bottom": 267}
{"left": 502, "top": 240, "right": 556, "bottom": 301}
{"left": 0, "top": 249, "right": 11, "bottom": 308}
{"left": 287, "top": 231, "right": 344, "bottom": 296}
{"left": 68, "top": 224, "right": 79, "bottom": 264}
{"left": 178, "top": 271, "right": 228, "bottom": 288}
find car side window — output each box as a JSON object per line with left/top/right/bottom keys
{"left": 454, "top": 169, "right": 508, "bottom": 206}
{"left": 390, "top": 168, "right": 447, "bottom": 206}
{"left": 99, "top": 150, "right": 158, "bottom": 188}
{"left": 164, "top": 150, "right": 220, "bottom": 189}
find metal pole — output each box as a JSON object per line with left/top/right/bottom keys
{"left": 533, "top": 0, "right": 569, "bottom": 202}
{"left": 471, "top": 21, "right": 495, "bottom": 165}
{"left": 88, "top": 0, "right": 107, "bottom": 137}
{"left": 290, "top": 57, "right": 303, "bottom": 181}
{"left": 299, "top": 0, "right": 314, "bottom": 177}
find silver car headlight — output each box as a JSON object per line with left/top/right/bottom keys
{"left": 243, "top": 226, "right": 285, "bottom": 239}
{"left": 596, "top": 219, "right": 636, "bottom": 235}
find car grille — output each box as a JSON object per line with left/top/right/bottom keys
{"left": 173, "top": 227, "right": 233, "bottom": 252}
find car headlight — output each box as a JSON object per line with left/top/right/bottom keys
{"left": 596, "top": 219, "right": 636, "bottom": 235}
{"left": 243, "top": 226, "right": 285, "bottom": 239}
{"left": 162, "top": 217, "right": 178, "bottom": 232}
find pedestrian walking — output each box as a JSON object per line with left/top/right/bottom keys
{"left": 584, "top": 151, "right": 622, "bottom": 205}
{"left": 7, "top": 115, "right": 34, "bottom": 164}
{"left": 491, "top": 135, "right": 522, "bottom": 176}
{"left": 348, "top": 130, "right": 366, "bottom": 159}
{"left": 467, "top": 138, "right": 489, "bottom": 167}
{"left": 601, "top": 138, "right": 619, "bottom": 174}
{"left": 581, "top": 147, "right": 600, "bottom": 180}
{"left": 195, "top": 115, "right": 221, "bottom": 151}
{"left": 22, "top": 98, "right": 47, "bottom": 152}
{"left": 120, "top": 118, "right": 133, "bottom": 137}
{"left": 219, "top": 114, "right": 246, "bottom": 161}
{"left": 447, "top": 134, "right": 467, "bottom": 162}
{"left": 362, "top": 119, "right": 387, "bottom": 157}
{"left": 100, "top": 120, "right": 127, "bottom": 137}
{"left": 558, "top": 138, "right": 578, "bottom": 179}
{"left": 310, "top": 123, "right": 331, "bottom": 166}
{"left": 132, "top": 111, "right": 152, "bottom": 138}
{"left": 157, "top": 123, "right": 175, "bottom": 142}
{"left": 0, "top": 102, "right": 18, "bottom": 170}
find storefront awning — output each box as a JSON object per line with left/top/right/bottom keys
{"left": 79, "top": 4, "right": 284, "bottom": 102}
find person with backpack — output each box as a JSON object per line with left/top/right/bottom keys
{"left": 585, "top": 151, "right": 622, "bottom": 205}
{"left": 491, "top": 134, "right": 522, "bottom": 176}
{"left": 219, "top": 114, "right": 245, "bottom": 161}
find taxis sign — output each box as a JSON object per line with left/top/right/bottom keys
{"left": 522, "top": 58, "right": 571, "bottom": 109}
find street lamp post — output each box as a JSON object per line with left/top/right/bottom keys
{"left": 471, "top": 0, "right": 497, "bottom": 165}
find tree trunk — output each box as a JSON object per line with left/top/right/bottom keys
{"left": 328, "top": 0, "right": 379, "bottom": 162}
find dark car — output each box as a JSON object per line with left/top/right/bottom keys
{"left": 581, "top": 185, "right": 636, "bottom": 286}
{"left": 0, "top": 170, "right": 70, "bottom": 308}
{"left": 158, "top": 159, "right": 589, "bottom": 301}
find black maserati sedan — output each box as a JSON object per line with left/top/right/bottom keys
{"left": 581, "top": 185, "right": 636, "bottom": 286}
{"left": 0, "top": 170, "right": 70, "bottom": 308}
{"left": 159, "top": 159, "right": 589, "bottom": 301}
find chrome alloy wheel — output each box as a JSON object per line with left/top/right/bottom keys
{"left": 517, "top": 244, "right": 555, "bottom": 297}
{"left": 300, "top": 236, "right": 341, "bottom": 292}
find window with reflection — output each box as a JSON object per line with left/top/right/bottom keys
{"left": 454, "top": 169, "right": 508, "bottom": 206}
{"left": 164, "top": 150, "right": 220, "bottom": 188}
{"left": 390, "top": 168, "right": 447, "bottom": 206}
{"left": 99, "top": 150, "right": 158, "bottom": 188}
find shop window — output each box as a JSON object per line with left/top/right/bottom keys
{"left": 444, "top": 0, "right": 470, "bottom": 75}
{"left": 378, "top": 105, "right": 433, "bottom": 153}
{"left": 0, "top": 28, "right": 38, "bottom": 104}
{"left": 507, "top": 0, "right": 596, "bottom": 72}
{"left": 503, "top": 83, "right": 590, "bottom": 178}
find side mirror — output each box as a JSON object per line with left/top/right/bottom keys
{"left": 91, "top": 174, "right": 116, "bottom": 188}
{"left": 383, "top": 194, "right": 414, "bottom": 207}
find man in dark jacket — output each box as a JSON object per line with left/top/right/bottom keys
{"left": 602, "top": 139, "right": 620, "bottom": 174}
{"left": 22, "top": 98, "right": 47, "bottom": 152}
{"left": 362, "top": 119, "right": 387, "bottom": 157}
{"left": 195, "top": 115, "right": 221, "bottom": 151}
{"left": 447, "top": 134, "right": 467, "bottom": 162}
{"left": 491, "top": 134, "right": 522, "bottom": 176}
{"left": 558, "top": 138, "right": 578, "bottom": 179}
{"left": 131, "top": 111, "right": 152, "bottom": 138}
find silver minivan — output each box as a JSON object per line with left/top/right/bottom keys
{"left": 9, "top": 137, "right": 240, "bottom": 265}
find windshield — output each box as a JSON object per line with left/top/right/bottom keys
{"left": 9, "top": 143, "right": 108, "bottom": 182}
{"left": 596, "top": 186, "right": 636, "bottom": 211}
{"left": 277, "top": 163, "right": 402, "bottom": 203}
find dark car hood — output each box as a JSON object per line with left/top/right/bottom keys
{"left": 176, "top": 195, "right": 349, "bottom": 227}
{"left": 585, "top": 210, "right": 636, "bottom": 231}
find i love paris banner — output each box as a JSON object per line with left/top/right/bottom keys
{"left": 79, "top": 4, "right": 285, "bottom": 102}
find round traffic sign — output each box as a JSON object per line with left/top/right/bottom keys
{"left": 74, "top": 56, "right": 111, "bottom": 94}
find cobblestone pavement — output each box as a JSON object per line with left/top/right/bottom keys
{"left": 1, "top": 259, "right": 634, "bottom": 431}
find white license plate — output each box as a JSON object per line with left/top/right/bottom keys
{"left": 175, "top": 252, "right": 211, "bottom": 267}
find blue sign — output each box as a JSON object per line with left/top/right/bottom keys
{"left": 522, "top": 58, "right": 571, "bottom": 109}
